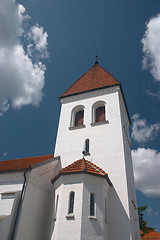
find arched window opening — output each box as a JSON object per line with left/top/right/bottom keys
{"left": 75, "top": 110, "right": 84, "bottom": 126}
{"left": 91, "top": 101, "right": 107, "bottom": 124}
{"left": 68, "top": 191, "right": 75, "bottom": 214}
{"left": 85, "top": 138, "right": 89, "bottom": 153}
{"left": 95, "top": 106, "right": 105, "bottom": 122}
{"left": 90, "top": 193, "right": 95, "bottom": 216}
{"left": 70, "top": 105, "right": 85, "bottom": 128}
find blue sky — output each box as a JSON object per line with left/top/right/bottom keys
{"left": 0, "top": 0, "right": 160, "bottom": 232}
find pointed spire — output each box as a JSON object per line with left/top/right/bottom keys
{"left": 60, "top": 64, "right": 119, "bottom": 98}
{"left": 95, "top": 55, "right": 98, "bottom": 65}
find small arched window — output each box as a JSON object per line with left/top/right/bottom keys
{"left": 95, "top": 106, "right": 105, "bottom": 122}
{"left": 70, "top": 105, "right": 85, "bottom": 128}
{"left": 75, "top": 110, "right": 84, "bottom": 126}
{"left": 85, "top": 138, "right": 89, "bottom": 153}
{"left": 68, "top": 191, "right": 75, "bottom": 214}
{"left": 90, "top": 193, "right": 95, "bottom": 216}
{"left": 92, "top": 101, "right": 106, "bottom": 124}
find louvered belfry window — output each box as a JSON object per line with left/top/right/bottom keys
{"left": 95, "top": 106, "right": 105, "bottom": 122}
{"left": 75, "top": 110, "right": 84, "bottom": 126}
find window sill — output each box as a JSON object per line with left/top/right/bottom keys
{"left": 66, "top": 213, "right": 75, "bottom": 220}
{"left": 83, "top": 152, "right": 90, "bottom": 156}
{"left": 88, "top": 216, "right": 97, "bottom": 220}
{"left": 90, "top": 120, "right": 109, "bottom": 127}
{"left": 69, "top": 125, "right": 86, "bottom": 130}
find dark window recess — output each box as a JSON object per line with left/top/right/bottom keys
{"left": 85, "top": 139, "right": 90, "bottom": 153}
{"left": 95, "top": 106, "right": 105, "bottom": 122}
{"left": 90, "top": 193, "right": 95, "bottom": 216}
{"left": 55, "top": 195, "right": 59, "bottom": 215}
{"left": 68, "top": 191, "right": 75, "bottom": 214}
{"left": 75, "top": 110, "right": 84, "bottom": 126}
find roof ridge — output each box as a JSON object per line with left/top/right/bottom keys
{"left": 86, "top": 160, "right": 106, "bottom": 175}
{"left": 82, "top": 157, "right": 87, "bottom": 171}
{"left": 51, "top": 158, "right": 109, "bottom": 184}
{"left": 1, "top": 154, "right": 54, "bottom": 163}
{"left": 0, "top": 154, "right": 54, "bottom": 172}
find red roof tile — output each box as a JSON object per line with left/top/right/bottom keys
{"left": 0, "top": 154, "right": 54, "bottom": 172}
{"left": 142, "top": 231, "right": 160, "bottom": 239}
{"left": 60, "top": 63, "right": 119, "bottom": 98}
{"left": 51, "top": 158, "right": 112, "bottom": 186}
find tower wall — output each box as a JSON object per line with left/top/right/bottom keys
{"left": 54, "top": 85, "right": 140, "bottom": 239}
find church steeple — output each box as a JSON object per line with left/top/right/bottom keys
{"left": 60, "top": 64, "right": 119, "bottom": 98}
{"left": 54, "top": 62, "right": 140, "bottom": 240}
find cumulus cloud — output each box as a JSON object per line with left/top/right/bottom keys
{"left": 27, "top": 24, "right": 49, "bottom": 59}
{"left": 132, "top": 148, "right": 160, "bottom": 197}
{"left": 0, "top": 0, "right": 49, "bottom": 116}
{"left": 131, "top": 113, "right": 160, "bottom": 143}
{"left": 142, "top": 14, "right": 160, "bottom": 82}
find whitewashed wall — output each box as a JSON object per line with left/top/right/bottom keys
{"left": 15, "top": 158, "right": 60, "bottom": 240}
{"left": 0, "top": 172, "right": 24, "bottom": 217}
{"left": 54, "top": 86, "right": 140, "bottom": 239}
{"left": 51, "top": 173, "right": 110, "bottom": 240}
{"left": 0, "top": 172, "right": 26, "bottom": 240}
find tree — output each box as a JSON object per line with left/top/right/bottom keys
{"left": 138, "top": 205, "right": 155, "bottom": 236}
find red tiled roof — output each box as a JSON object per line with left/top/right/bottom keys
{"left": 60, "top": 63, "right": 119, "bottom": 98}
{"left": 142, "top": 231, "right": 160, "bottom": 240}
{"left": 51, "top": 158, "right": 112, "bottom": 185}
{"left": 0, "top": 154, "right": 54, "bottom": 172}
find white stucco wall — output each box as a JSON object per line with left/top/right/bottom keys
{"left": 51, "top": 173, "right": 110, "bottom": 240}
{"left": 15, "top": 157, "right": 61, "bottom": 240}
{"left": 54, "top": 86, "right": 140, "bottom": 239}
{"left": 0, "top": 172, "right": 26, "bottom": 240}
{"left": 0, "top": 157, "right": 61, "bottom": 240}
{"left": 119, "top": 91, "right": 140, "bottom": 239}
{"left": 0, "top": 172, "right": 24, "bottom": 217}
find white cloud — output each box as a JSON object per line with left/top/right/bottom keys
{"left": 3, "top": 152, "right": 7, "bottom": 157}
{"left": 132, "top": 148, "right": 160, "bottom": 197}
{"left": 142, "top": 14, "right": 160, "bottom": 82}
{"left": 131, "top": 113, "right": 160, "bottom": 143}
{"left": 27, "top": 24, "right": 49, "bottom": 58}
{"left": 0, "top": 0, "right": 49, "bottom": 115}
{"left": 146, "top": 207, "right": 153, "bottom": 216}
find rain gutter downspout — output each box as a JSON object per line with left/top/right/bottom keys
{"left": 10, "top": 170, "right": 29, "bottom": 240}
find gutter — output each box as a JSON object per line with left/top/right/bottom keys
{"left": 10, "top": 170, "right": 28, "bottom": 240}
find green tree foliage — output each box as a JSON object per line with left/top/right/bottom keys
{"left": 138, "top": 205, "right": 155, "bottom": 236}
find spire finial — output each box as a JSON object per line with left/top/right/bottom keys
{"left": 95, "top": 45, "right": 99, "bottom": 64}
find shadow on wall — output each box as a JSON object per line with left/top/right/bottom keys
{"left": 82, "top": 183, "right": 130, "bottom": 240}
{"left": 108, "top": 186, "right": 130, "bottom": 240}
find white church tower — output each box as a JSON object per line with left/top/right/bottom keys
{"left": 53, "top": 62, "right": 140, "bottom": 240}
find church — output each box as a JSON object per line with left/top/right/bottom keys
{"left": 0, "top": 62, "right": 140, "bottom": 240}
